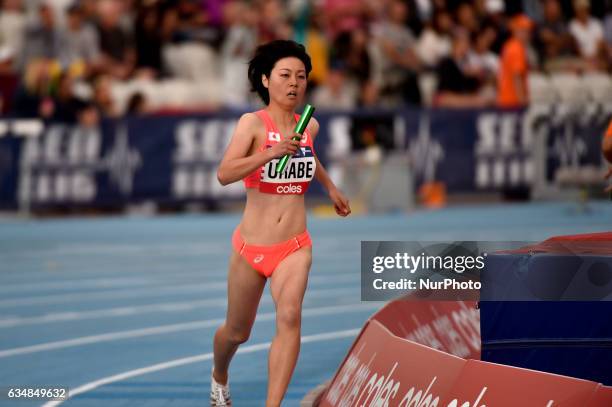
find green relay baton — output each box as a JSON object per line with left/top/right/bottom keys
{"left": 275, "top": 104, "right": 315, "bottom": 174}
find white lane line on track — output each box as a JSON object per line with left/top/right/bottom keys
{"left": 3, "top": 241, "right": 357, "bottom": 259}
{"left": 0, "top": 256, "right": 355, "bottom": 288}
{"left": 0, "top": 272, "right": 358, "bottom": 308}
{"left": 4, "top": 242, "right": 229, "bottom": 258}
{"left": 0, "top": 286, "right": 359, "bottom": 328}
{"left": 0, "top": 281, "right": 224, "bottom": 307}
{"left": 0, "top": 275, "right": 207, "bottom": 293}
{"left": 0, "top": 264, "right": 230, "bottom": 286}
{"left": 0, "top": 303, "right": 377, "bottom": 358}
{"left": 3, "top": 242, "right": 356, "bottom": 266}
{"left": 41, "top": 327, "right": 361, "bottom": 407}
{"left": 0, "top": 260, "right": 356, "bottom": 293}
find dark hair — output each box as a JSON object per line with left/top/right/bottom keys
{"left": 126, "top": 92, "right": 146, "bottom": 115}
{"left": 248, "top": 40, "right": 312, "bottom": 105}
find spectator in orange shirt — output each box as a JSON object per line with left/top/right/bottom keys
{"left": 497, "top": 15, "right": 532, "bottom": 108}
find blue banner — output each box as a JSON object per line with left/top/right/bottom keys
{"left": 0, "top": 106, "right": 609, "bottom": 211}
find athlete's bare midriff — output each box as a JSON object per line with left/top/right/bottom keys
{"left": 236, "top": 111, "right": 310, "bottom": 245}
{"left": 239, "top": 190, "right": 307, "bottom": 245}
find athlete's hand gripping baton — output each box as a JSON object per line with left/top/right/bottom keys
{"left": 275, "top": 104, "right": 315, "bottom": 174}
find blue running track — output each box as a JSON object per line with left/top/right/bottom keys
{"left": 0, "top": 201, "right": 610, "bottom": 406}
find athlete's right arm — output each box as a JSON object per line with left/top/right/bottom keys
{"left": 217, "top": 113, "right": 299, "bottom": 185}
{"left": 217, "top": 113, "right": 268, "bottom": 186}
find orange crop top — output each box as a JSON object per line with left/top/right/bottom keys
{"left": 243, "top": 109, "right": 316, "bottom": 195}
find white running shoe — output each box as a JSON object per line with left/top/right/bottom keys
{"left": 210, "top": 367, "right": 232, "bottom": 406}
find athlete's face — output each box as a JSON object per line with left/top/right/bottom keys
{"left": 262, "top": 57, "right": 307, "bottom": 107}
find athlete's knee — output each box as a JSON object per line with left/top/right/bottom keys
{"left": 276, "top": 304, "right": 301, "bottom": 329}
{"left": 225, "top": 324, "right": 251, "bottom": 344}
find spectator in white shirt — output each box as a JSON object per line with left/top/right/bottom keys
{"left": 417, "top": 9, "right": 453, "bottom": 68}
{"left": 0, "top": 0, "right": 26, "bottom": 72}
{"left": 220, "top": 0, "right": 258, "bottom": 108}
{"left": 568, "top": 0, "right": 606, "bottom": 67}
{"left": 467, "top": 26, "right": 499, "bottom": 79}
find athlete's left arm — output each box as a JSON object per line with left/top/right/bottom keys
{"left": 310, "top": 119, "right": 351, "bottom": 217}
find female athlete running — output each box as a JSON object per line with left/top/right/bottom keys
{"left": 210, "top": 40, "right": 351, "bottom": 406}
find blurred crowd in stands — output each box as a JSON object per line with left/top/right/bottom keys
{"left": 1, "top": 0, "right": 612, "bottom": 125}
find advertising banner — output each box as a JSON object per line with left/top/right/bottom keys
{"left": 0, "top": 106, "right": 608, "bottom": 210}
{"left": 322, "top": 319, "right": 466, "bottom": 407}
{"left": 320, "top": 316, "right": 607, "bottom": 407}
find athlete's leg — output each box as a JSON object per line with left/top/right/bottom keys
{"left": 266, "top": 246, "right": 312, "bottom": 406}
{"left": 213, "top": 250, "right": 267, "bottom": 385}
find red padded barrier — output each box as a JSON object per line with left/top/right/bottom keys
{"left": 318, "top": 297, "right": 610, "bottom": 406}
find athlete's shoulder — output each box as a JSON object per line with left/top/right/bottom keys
{"left": 235, "top": 111, "right": 265, "bottom": 137}
{"left": 239, "top": 111, "right": 265, "bottom": 127}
